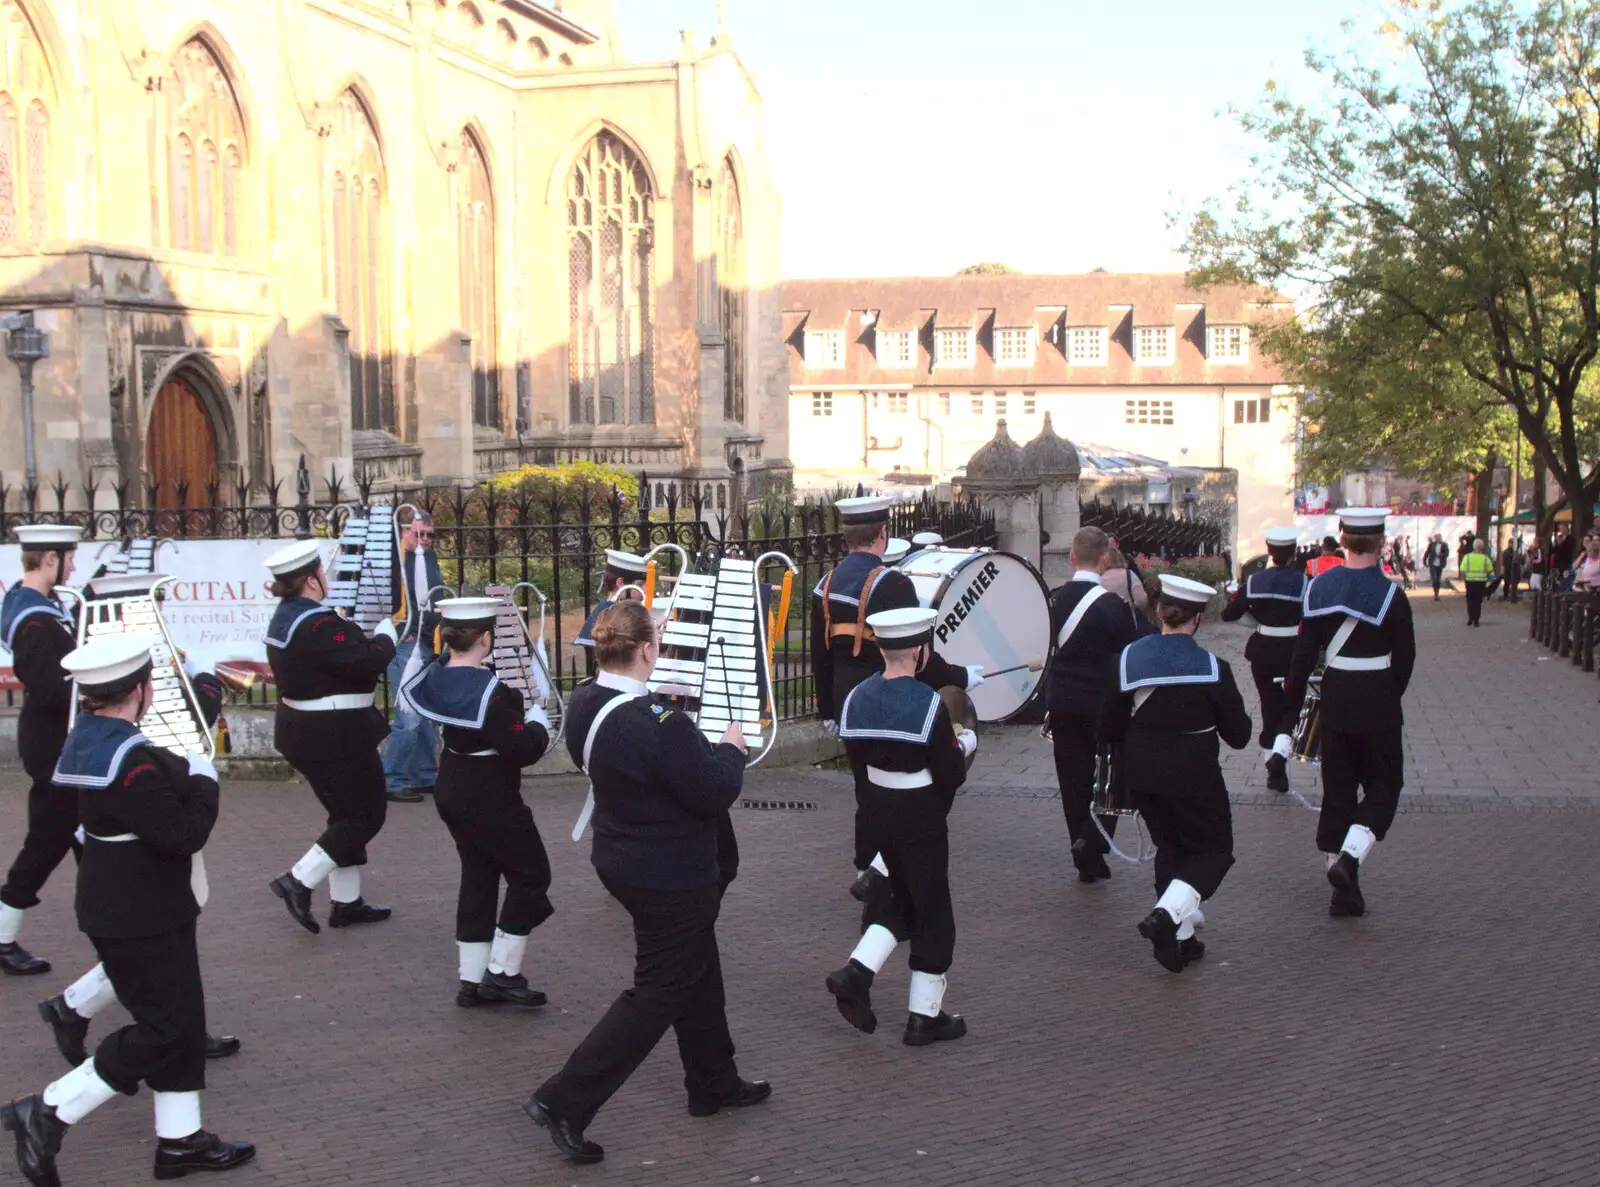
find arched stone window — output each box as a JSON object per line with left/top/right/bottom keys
{"left": 715, "top": 155, "right": 745, "bottom": 423}
{"left": 567, "top": 131, "right": 654, "bottom": 425}
{"left": 456, "top": 130, "right": 498, "bottom": 428}
{"left": 166, "top": 39, "right": 246, "bottom": 255}
{"left": 331, "top": 89, "right": 392, "bottom": 432}
{"left": 0, "top": 0, "right": 54, "bottom": 244}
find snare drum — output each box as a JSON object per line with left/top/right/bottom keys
{"left": 1291, "top": 677, "right": 1323, "bottom": 765}
{"left": 1091, "top": 745, "right": 1138, "bottom": 816}
{"left": 894, "top": 548, "right": 1053, "bottom": 722}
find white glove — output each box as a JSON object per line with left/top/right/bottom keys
{"left": 186, "top": 754, "right": 218, "bottom": 783}
{"left": 823, "top": 719, "right": 839, "bottom": 738}
{"left": 965, "top": 664, "right": 985, "bottom": 688}
{"left": 956, "top": 728, "right": 979, "bottom": 757}
{"left": 524, "top": 702, "right": 551, "bottom": 731}
{"left": 181, "top": 653, "right": 199, "bottom": 678}
{"left": 1227, "top": 581, "right": 1241, "bottom": 595}
{"left": 373, "top": 618, "right": 399, "bottom": 645}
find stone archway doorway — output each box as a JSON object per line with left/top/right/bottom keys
{"left": 146, "top": 374, "right": 219, "bottom": 508}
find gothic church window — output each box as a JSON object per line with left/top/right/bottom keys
{"left": 331, "top": 89, "right": 393, "bottom": 433}
{"left": 715, "top": 155, "right": 746, "bottom": 423}
{"left": 0, "top": 0, "right": 54, "bottom": 244}
{"left": 165, "top": 39, "right": 246, "bottom": 256}
{"left": 456, "top": 129, "right": 498, "bottom": 428}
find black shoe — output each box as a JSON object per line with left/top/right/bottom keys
{"left": 327, "top": 898, "right": 391, "bottom": 928}
{"left": 205, "top": 1034, "right": 241, "bottom": 1060}
{"left": 848, "top": 867, "right": 889, "bottom": 904}
{"left": 824, "top": 960, "right": 877, "bottom": 1034}
{"left": 903, "top": 1011, "right": 966, "bottom": 1046}
{"left": 1180, "top": 937, "right": 1206, "bottom": 966}
{"left": 385, "top": 789, "right": 424, "bottom": 803}
{"left": 1080, "top": 849, "right": 1112, "bottom": 882}
{"left": 1327, "top": 854, "right": 1366, "bottom": 916}
{"left": 524, "top": 1097, "right": 603, "bottom": 1164}
{"left": 1265, "top": 753, "right": 1290, "bottom": 793}
{"left": 36, "top": 996, "right": 89, "bottom": 1067}
{"left": 687, "top": 1078, "right": 772, "bottom": 1117}
{"left": 0, "top": 943, "right": 49, "bottom": 977}
{"left": 152, "top": 1129, "right": 255, "bottom": 1180}
{"left": 1137, "top": 909, "right": 1186, "bottom": 973}
{"left": 1, "top": 1093, "right": 65, "bottom": 1187}
{"left": 268, "top": 874, "right": 319, "bottom": 935}
{"left": 475, "top": 970, "right": 547, "bottom": 1008}
{"left": 412, "top": 785, "right": 435, "bottom": 796}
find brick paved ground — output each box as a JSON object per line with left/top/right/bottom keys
{"left": 0, "top": 592, "right": 1596, "bottom": 1185}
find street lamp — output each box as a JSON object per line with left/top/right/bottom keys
{"left": 1, "top": 312, "right": 48, "bottom": 507}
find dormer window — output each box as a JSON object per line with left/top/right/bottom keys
{"left": 934, "top": 327, "right": 974, "bottom": 367}
{"left": 1068, "top": 327, "right": 1107, "bottom": 365}
{"left": 1207, "top": 325, "right": 1249, "bottom": 362}
{"left": 995, "top": 327, "right": 1035, "bottom": 367}
{"left": 805, "top": 329, "right": 844, "bottom": 368}
{"left": 1133, "top": 326, "right": 1175, "bottom": 365}
{"left": 877, "top": 330, "right": 915, "bottom": 368}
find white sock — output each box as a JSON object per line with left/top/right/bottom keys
{"left": 63, "top": 964, "right": 117, "bottom": 1018}
{"left": 908, "top": 970, "right": 947, "bottom": 1018}
{"left": 848, "top": 924, "right": 899, "bottom": 974}
{"left": 1271, "top": 733, "right": 1294, "bottom": 759}
{"left": 43, "top": 1060, "right": 117, "bottom": 1125}
{"left": 326, "top": 867, "right": 361, "bottom": 904}
{"left": 1324, "top": 852, "right": 1339, "bottom": 872}
{"left": 1190, "top": 905, "right": 1206, "bottom": 929}
{"left": 457, "top": 941, "right": 491, "bottom": 983}
{"left": 1260, "top": 748, "right": 1273, "bottom": 765}
{"left": 291, "top": 845, "right": 336, "bottom": 890}
{"left": 1155, "top": 879, "right": 1202, "bottom": 928}
{"left": 153, "top": 1090, "right": 201, "bottom": 1140}
{"left": 1341, "top": 824, "right": 1377, "bottom": 864}
{"left": 488, "top": 929, "right": 528, "bottom": 978}
{"left": 1176, "top": 917, "right": 1196, "bottom": 941}
{"left": 0, "top": 902, "right": 24, "bottom": 944}
{"left": 869, "top": 853, "right": 889, "bottom": 877}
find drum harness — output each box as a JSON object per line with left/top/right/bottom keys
{"left": 819, "top": 565, "right": 891, "bottom": 657}
{"left": 1278, "top": 615, "right": 1371, "bottom": 814}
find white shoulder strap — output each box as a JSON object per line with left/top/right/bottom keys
{"left": 1325, "top": 617, "right": 1359, "bottom": 667}
{"left": 1132, "top": 687, "right": 1155, "bottom": 715}
{"left": 571, "top": 692, "right": 643, "bottom": 842}
{"left": 1057, "top": 585, "right": 1110, "bottom": 648}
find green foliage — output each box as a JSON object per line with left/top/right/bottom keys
{"left": 1136, "top": 556, "right": 1231, "bottom": 607}
{"left": 487, "top": 461, "right": 639, "bottom": 511}
{"left": 956, "top": 262, "right": 1017, "bottom": 275}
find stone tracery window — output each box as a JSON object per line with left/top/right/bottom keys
{"left": 714, "top": 155, "right": 745, "bottom": 423}
{"left": 0, "top": 0, "right": 54, "bottom": 244}
{"left": 456, "top": 129, "right": 498, "bottom": 428}
{"left": 331, "top": 89, "right": 393, "bottom": 433}
{"left": 165, "top": 38, "right": 246, "bottom": 256}
{"left": 567, "top": 131, "right": 654, "bottom": 425}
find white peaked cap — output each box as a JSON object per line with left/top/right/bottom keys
{"left": 15, "top": 524, "right": 82, "bottom": 549}
{"left": 835, "top": 495, "right": 895, "bottom": 525}
{"left": 866, "top": 606, "right": 937, "bottom": 648}
{"left": 263, "top": 539, "right": 324, "bottom": 576}
{"left": 1338, "top": 506, "right": 1390, "bottom": 534}
{"left": 603, "top": 549, "right": 647, "bottom": 574}
{"left": 60, "top": 633, "right": 157, "bottom": 689}
{"left": 1157, "top": 574, "right": 1216, "bottom": 606}
{"left": 883, "top": 538, "right": 911, "bottom": 563}
{"left": 436, "top": 597, "right": 501, "bottom": 625}
{"left": 911, "top": 531, "right": 944, "bottom": 547}
{"left": 1264, "top": 526, "right": 1299, "bottom": 546}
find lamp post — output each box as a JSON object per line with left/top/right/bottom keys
{"left": 2, "top": 312, "right": 48, "bottom": 510}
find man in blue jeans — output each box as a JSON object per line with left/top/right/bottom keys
{"left": 383, "top": 512, "right": 445, "bottom": 803}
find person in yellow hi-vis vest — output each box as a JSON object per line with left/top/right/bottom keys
{"left": 1460, "top": 540, "right": 1495, "bottom": 627}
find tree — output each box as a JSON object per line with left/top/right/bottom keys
{"left": 955, "top": 262, "right": 1016, "bottom": 275}
{"left": 1185, "top": 0, "right": 1600, "bottom": 538}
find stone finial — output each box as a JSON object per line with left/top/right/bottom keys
{"left": 964, "top": 419, "right": 1034, "bottom": 483}
{"left": 1022, "top": 411, "right": 1081, "bottom": 480}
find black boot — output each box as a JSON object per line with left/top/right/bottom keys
{"left": 36, "top": 996, "right": 89, "bottom": 1067}
{"left": 205, "top": 1034, "right": 241, "bottom": 1060}
{"left": 327, "top": 898, "right": 391, "bottom": 928}
{"left": 824, "top": 960, "right": 877, "bottom": 1034}
{"left": 1, "top": 1093, "right": 66, "bottom": 1187}
{"left": 903, "top": 1011, "right": 967, "bottom": 1046}
{"left": 687, "top": 1078, "right": 772, "bottom": 1117}
{"left": 0, "top": 943, "right": 49, "bottom": 976}
{"left": 1179, "top": 937, "right": 1206, "bottom": 965}
{"left": 1137, "top": 909, "right": 1186, "bottom": 973}
{"left": 1327, "top": 854, "right": 1366, "bottom": 916}
{"left": 267, "top": 874, "right": 319, "bottom": 935}
{"left": 1265, "top": 753, "right": 1290, "bottom": 793}
{"left": 1078, "top": 847, "right": 1112, "bottom": 882}
{"left": 475, "top": 971, "right": 547, "bottom": 1008}
{"left": 848, "top": 867, "right": 888, "bottom": 904}
{"left": 524, "top": 1097, "right": 603, "bottom": 1164}
{"left": 152, "top": 1129, "right": 256, "bottom": 1180}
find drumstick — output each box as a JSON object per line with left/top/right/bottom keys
{"left": 982, "top": 656, "right": 1046, "bottom": 679}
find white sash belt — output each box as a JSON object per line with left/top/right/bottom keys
{"left": 283, "top": 693, "right": 374, "bottom": 711}
{"left": 866, "top": 766, "right": 933, "bottom": 788}
{"left": 1256, "top": 624, "right": 1299, "bottom": 638}
{"left": 1326, "top": 654, "right": 1391, "bottom": 671}
{"left": 449, "top": 748, "right": 496, "bottom": 757}
{"left": 85, "top": 834, "right": 208, "bottom": 907}
{"left": 84, "top": 831, "right": 136, "bottom": 842}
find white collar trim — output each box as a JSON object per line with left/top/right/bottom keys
{"left": 596, "top": 671, "right": 649, "bottom": 695}
{"left": 1071, "top": 570, "right": 1102, "bottom": 583}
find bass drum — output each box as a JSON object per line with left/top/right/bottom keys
{"left": 895, "top": 548, "right": 1053, "bottom": 723}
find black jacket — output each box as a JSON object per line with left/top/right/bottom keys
{"left": 402, "top": 660, "right": 549, "bottom": 795}
{"left": 265, "top": 597, "right": 395, "bottom": 763}
{"left": 1284, "top": 569, "right": 1416, "bottom": 735}
{"left": 2, "top": 587, "right": 75, "bottom": 781}
{"left": 1047, "top": 577, "right": 1153, "bottom": 717}
{"left": 1220, "top": 565, "right": 1306, "bottom": 672}
{"left": 839, "top": 673, "right": 968, "bottom": 812}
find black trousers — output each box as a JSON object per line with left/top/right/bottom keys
{"left": 91, "top": 922, "right": 206, "bottom": 1095}
{"left": 298, "top": 751, "right": 387, "bottom": 867}
{"left": 716, "top": 812, "right": 739, "bottom": 896}
{"left": 1250, "top": 662, "right": 1290, "bottom": 748}
{"left": 535, "top": 877, "right": 738, "bottom": 1129}
{"left": 1429, "top": 565, "right": 1444, "bottom": 596}
{"left": 1139, "top": 792, "right": 1235, "bottom": 900}
{"left": 434, "top": 760, "right": 553, "bottom": 942}
{"left": 1048, "top": 710, "right": 1117, "bottom": 859}
{"left": 1, "top": 777, "right": 80, "bottom": 911}
{"left": 860, "top": 785, "right": 955, "bottom": 974}
{"left": 1502, "top": 568, "right": 1520, "bottom": 601}
{"left": 1465, "top": 581, "right": 1488, "bottom": 625}
{"left": 1317, "top": 727, "right": 1405, "bottom": 852}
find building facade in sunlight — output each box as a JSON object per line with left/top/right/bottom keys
{"left": 0, "top": 0, "right": 788, "bottom": 510}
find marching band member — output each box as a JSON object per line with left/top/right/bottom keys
{"left": 825, "top": 608, "right": 976, "bottom": 1046}
{"left": 261, "top": 540, "right": 398, "bottom": 934}
{"left": 910, "top": 531, "right": 944, "bottom": 549}
{"left": 1046, "top": 526, "right": 1154, "bottom": 882}
{"left": 398, "top": 598, "right": 554, "bottom": 1010}
{"left": 1220, "top": 526, "right": 1306, "bottom": 793}
{"left": 526, "top": 601, "right": 767, "bottom": 1165}
{"left": 1100, "top": 576, "right": 1252, "bottom": 972}
{"left": 2, "top": 635, "right": 254, "bottom": 1185}
{"left": 1284, "top": 507, "right": 1417, "bottom": 917}
{"left": 0, "top": 525, "right": 83, "bottom": 975}
{"left": 573, "top": 550, "right": 648, "bottom": 675}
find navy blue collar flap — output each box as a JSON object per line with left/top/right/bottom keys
{"left": 53, "top": 716, "right": 151, "bottom": 789}
{"left": 401, "top": 659, "right": 498, "bottom": 728}
{"left": 1, "top": 586, "right": 69, "bottom": 650}
{"left": 838, "top": 673, "right": 940, "bottom": 744}
{"left": 265, "top": 597, "right": 334, "bottom": 649}
{"left": 1303, "top": 566, "right": 1395, "bottom": 624}
{"left": 813, "top": 551, "right": 881, "bottom": 606}
{"left": 1247, "top": 567, "right": 1307, "bottom": 601}
{"left": 1119, "top": 634, "right": 1220, "bottom": 691}
{"left": 573, "top": 598, "right": 613, "bottom": 646}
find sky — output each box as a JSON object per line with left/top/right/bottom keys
{"left": 610, "top": 0, "right": 1380, "bottom": 280}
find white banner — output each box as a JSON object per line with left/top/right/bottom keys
{"left": 1296, "top": 514, "right": 1479, "bottom": 572}
{"left": 0, "top": 539, "right": 331, "bottom": 671}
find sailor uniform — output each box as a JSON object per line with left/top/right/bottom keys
{"left": 573, "top": 550, "right": 649, "bottom": 675}
{"left": 400, "top": 654, "right": 554, "bottom": 1004}
{"left": 1220, "top": 563, "right": 1307, "bottom": 763}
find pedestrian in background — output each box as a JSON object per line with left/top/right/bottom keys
{"left": 1575, "top": 535, "right": 1600, "bottom": 591}
{"left": 1424, "top": 534, "right": 1450, "bottom": 600}
{"left": 1460, "top": 539, "right": 1495, "bottom": 626}
{"left": 1500, "top": 534, "right": 1523, "bottom": 602}
{"left": 383, "top": 512, "right": 444, "bottom": 804}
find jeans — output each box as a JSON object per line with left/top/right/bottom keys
{"left": 383, "top": 637, "right": 438, "bottom": 792}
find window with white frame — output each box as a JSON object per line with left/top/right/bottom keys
{"left": 1124, "top": 398, "right": 1174, "bottom": 426}
{"left": 938, "top": 392, "right": 951, "bottom": 417}
{"left": 995, "top": 327, "right": 1035, "bottom": 366}
{"left": 969, "top": 393, "right": 985, "bottom": 417}
{"left": 1022, "top": 393, "right": 1036, "bottom": 416}
{"left": 935, "top": 328, "right": 974, "bottom": 367}
{"left": 1068, "top": 326, "right": 1107, "bottom": 364}
{"left": 1232, "top": 396, "right": 1271, "bottom": 424}
{"left": 886, "top": 392, "right": 909, "bottom": 415}
{"left": 805, "top": 329, "right": 844, "bottom": 368}
{"left": 811, "top": 391, "right": 833, "bottom": 417}
{"left": 1208, "top": 325, "right": 1249, "bottom": 361}
{"left": 993, "top": 393, "right": 1008, "bottom": 418}
{"left": 1133, "top": 326, "right": 1175, "bottom": 364}
{"left": 877, "top": 330, "right": 915, "bottom": 368}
